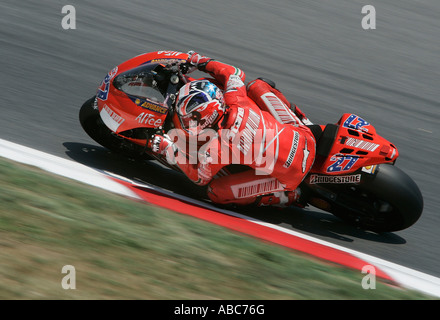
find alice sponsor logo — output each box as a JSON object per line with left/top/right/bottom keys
{"left": 135, "top": 112, "right": 163, "bottom": 127}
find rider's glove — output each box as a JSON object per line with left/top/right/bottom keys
{"left": 148, "top": 133, "right": 177, "bottom": 158}
{"left": 186, "top": 50, "right": 212, "bottom": 73}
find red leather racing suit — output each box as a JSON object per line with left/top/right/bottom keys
{"left": 171, "top": 60, "right": 316, "bottom": 207}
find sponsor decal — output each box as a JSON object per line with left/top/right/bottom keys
{"left": 150, "top": 58, "right": 185, "bottom": 64}
{"left": 157, "top": 50, "right": 184, "bottom": 56}
{"left": 310, "top": 174, "right": 361, "bottom": 184}
{"left": 345, "top": 137, "right": 379, "bottom": 151}
{"left": 134, "top": 99, "right": 168, "bottom": 114}
{"left": 283, "top": 131, "right": 299, "bottom": 168}
{"left": 231, "top": 178, "right": 283, "bottom": 199}
{"left": 361, "top": 165, "right": 377, "bottom": 175}
{"left": 261, "top": 93, "right": 301, "bottom": 125}
{"left": 135, "top": 112, "right": 163, "bottom": 127}
{"left": 327, "top": 154, "right": 359, "bottom": 173}
{"left": 238, "top": 109, "right": 260, "bottom": 155}
{"left": 100, "top": 104, "right": 125, "bottom": 132}
{"left": 201, "top": 109, "right": 219, "bottom": 130}
{"left": 343, "top": 114, "right": 371, "bottom": 132}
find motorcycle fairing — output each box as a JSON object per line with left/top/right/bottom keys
{"left": 311, "top": 113, "right": 399, "bottom": 175}
{"left": 95, "top": 51, "right": 189, "bottom": 139}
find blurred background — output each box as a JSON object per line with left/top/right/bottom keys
{"left": 0, "top": 0, "right": 439, "bottom": 279}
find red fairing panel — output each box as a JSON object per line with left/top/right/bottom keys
{"left": 312, "top": 113, "right": 399, "bottom": 175}
{"left": 95, "top": 51, "right": 188, "bottom": 141}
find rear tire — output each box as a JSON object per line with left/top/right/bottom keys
{"left": 328, "top": 164, "right": 423, "bottom": 232}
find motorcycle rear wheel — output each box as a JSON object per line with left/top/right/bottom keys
{"left": 328, "top": 164, "right": 423, "bottom": 232}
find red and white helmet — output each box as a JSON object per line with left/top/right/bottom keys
{"left": 175, "top": 80, "right": 225, "bottom": 135}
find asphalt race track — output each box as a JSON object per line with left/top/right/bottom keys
{"left": 1, "top": 1, "right": 439, "bottom": 280}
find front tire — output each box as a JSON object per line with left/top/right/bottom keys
{"left": 79, "top": 96, "right": 148, "bottom": 158}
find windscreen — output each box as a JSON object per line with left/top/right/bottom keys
{"left": 113, "top": 63, "right": 166, "bottom": 105}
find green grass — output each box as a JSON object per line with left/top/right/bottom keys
{"left": 0, "top": 157, "right": 433, "bottom": 299}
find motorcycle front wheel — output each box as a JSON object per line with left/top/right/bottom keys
{"left": 79, "top": 96, "right": 149, "bottom": 159}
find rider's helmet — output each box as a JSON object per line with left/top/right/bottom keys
{"left": 174, "top": 80, "right": 225, "bottom": 135}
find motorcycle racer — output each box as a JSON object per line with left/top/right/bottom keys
{"left": 79, "top": 49, "right": 423, "bottom": 231}
{"left": 149, "top": 51, "right": 316, "bottom": 207}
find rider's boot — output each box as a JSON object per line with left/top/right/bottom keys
{"left": 255, "top": 188, "right": 303, "bottom": 208}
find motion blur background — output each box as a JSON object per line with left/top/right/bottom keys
{"left": 1, "top": 0, "right": 439, "bottom": 277}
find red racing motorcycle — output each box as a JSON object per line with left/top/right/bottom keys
{"left": 79, "top": 50, "right": 423, "bottom": 233}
